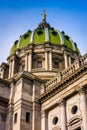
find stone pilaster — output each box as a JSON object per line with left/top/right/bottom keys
{"left": 32, "top": 102, "right": 35, "bottom": 130}
{"left": 49, "top": 51, "right": 52, "bottom": 70}
{"left": 79, "top": 88, "right": 87, "bottom": 130}
{"left": 9, "top": 60, "right": 12, "bottom": 78}
{"left": 25, "top": 51, "right": 32, "bottom": 72}
{"left": 45, "top": 51, "right": 48, "bottom": 70}
{"left": 32, "top": 81, "right": 41, "bottom": 130}
{"left": 60, "top": 100, "right": 67, "bottom": 130}
{"left": 1, "top": 68, "right": 4, "bottom": 79}
{"left": 8, "top": 57, "right": 15, "bottom": 78}
{"left": 64, "top": 53, "right": 68, "bottom": 68}
{"left": 9, "top": 80, "right": 15, "bottom": 103}
{"left": 28, "top": 52, "right": 32, "bottom": 72}
{"left": 6, "top": 105, "right": 13, "bottom": 130}
{"left": 41, "top": 110, "right": 48, "bottom": 130}
{"left": 69, "top": 56, "right": 71, "bottom": 66}
{"left": 0, "top": 63, "right": 9, "bottom": 79}
{"left": 25, "top": 53, "right": 28, "bottom": 71}
{"left": 6, "top": 81, "right": 15, "bottom": 130}
{"left": 11, "top": 59, "right": 14, "bottom": 77}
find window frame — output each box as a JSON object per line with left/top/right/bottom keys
{"left": 26, "top": 112, "right": 30, "bottom": 123}
{"left": 54, "top": 61, "right": 59, "bottom": 69}
{"left": 14, "top": 113, "right": 17, "bottom": 123}
{"left": 74, "top": 127, "right": 81, "bottom": 130}
{"left": 37, "top": 61, "right": 42, "bottom": 68}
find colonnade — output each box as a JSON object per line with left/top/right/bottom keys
{"left": 8, "top": 49, "right": 73, "bottom": 78}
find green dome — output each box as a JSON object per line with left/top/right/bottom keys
{"left": 10, "top": 19, "right": 80, "bottom": 55}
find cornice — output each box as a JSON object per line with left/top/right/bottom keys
{"left": 0, "top": 78, "right": 9, "bottom": 85}
{"left": 9, "top": 71, "right": 44, "bottom": 84}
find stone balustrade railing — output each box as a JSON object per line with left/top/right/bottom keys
{"left": 45, "top": 53, "right": 87, "bottom": 90}
{"left": 79, "top": 53, "right": 87, "bottom": 66}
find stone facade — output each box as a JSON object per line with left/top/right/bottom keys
{"left": 0, "top": 14, "right": 87, "bottom": 130}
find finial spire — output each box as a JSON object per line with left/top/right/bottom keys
{"left": 42, "top": 10, "right": 46, "bottom": 21}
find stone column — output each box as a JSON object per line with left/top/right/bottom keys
{"left": 25, "top": 51, "right": 32, "bottom": 72}
{"left": 25, "top": 53, "right": 28, "bottom": 71}
{"left": 1, "top": 68, "right": 4, "bottom": 79}
{"left": 28, "top": 52, "right": 32, "bottom": 72}
{"left": 45, "top": 51, "right": 48, "bottom": 70}
{"left": 49, "top": 51, "right": 52, "bottom": 70}
{"left": 11, "top": 59, "right": 14, "bottom": 77}
{"left": 69, "top": 56, "right": 71, "bottom": 66}
{"left": 41, "top": 110, "right": 48, "bottom": 130}
{"left": 60, "top": 100, "right": 67, "bottom": 130}
{"left": 9, "top": 60, "right": 11, "bottom": 78}
{"left": 64, "top": 53, "right": 68, "bottom": 68}
{"left": 79, "top": 88, "right": 87, "bottom": 130}
{"left": 9, "top": 59, "right": 15, "bottom": 78}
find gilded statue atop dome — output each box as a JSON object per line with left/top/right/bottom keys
{"left": 42, "top": 11, "right": 46, "bottom": 21}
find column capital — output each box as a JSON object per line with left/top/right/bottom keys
{"left": 45, "top": 48, "right": 52, "bottom": 52}
{"left": 59, "top": 99, "right": 66, "bottom": 106}
{"left": 41, "top": 109, "right": 48, "bottom": 118}
{"left": 25, "top": 52, "right": 29, "bottom": 55}
{"left": 25, "top": 51, "right": 32, "bottom": 55}
{"left": 9, "top": 54, "right": 17, "bottom": 61}
{"left": 78, "top": 87, "right": 86, "bottom": 95}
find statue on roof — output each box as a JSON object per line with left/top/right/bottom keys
{"left": 42, "top": 11, "right": 46, "bottom": 21}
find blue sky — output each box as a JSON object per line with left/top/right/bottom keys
{"left": 0, "top": 0, "right": 87, "bottom": 64}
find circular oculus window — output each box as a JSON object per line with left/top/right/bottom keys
{"left": 71, "top": 105, "right": 78, "bottom": 114}
{"left": 53, "top": 116, "right": 58, "bottom": 125}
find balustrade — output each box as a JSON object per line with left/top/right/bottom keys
{"left": 45, "top": 54, "right": 87, "bottom": 91}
